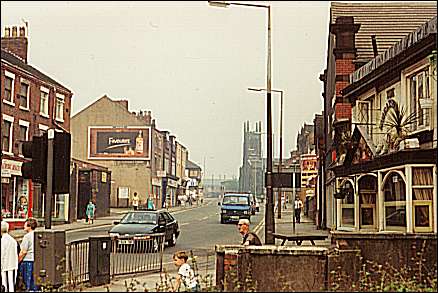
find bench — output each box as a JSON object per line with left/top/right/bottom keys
{"left": 272, "top": 233, "right": 328, "bottom": 246}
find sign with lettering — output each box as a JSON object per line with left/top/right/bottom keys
{"left": 88, "top": 126, "right": 151, "bottom": 160}
{"left": 1, "top": 159, "right": 22, "bottom": 176}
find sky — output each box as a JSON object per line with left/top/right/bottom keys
{"left": 1, "top": 1, "right": 329, "bottom": 179}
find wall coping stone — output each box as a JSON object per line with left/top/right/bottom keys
{"left": 215, "top": 244, "right": 329, "bottom": 256}
{"left": 331, "top": 231, "right": 437, "bottom": 240}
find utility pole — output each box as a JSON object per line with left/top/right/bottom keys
{"left": 45, "top": 129, "right": 54, "bottom": 229}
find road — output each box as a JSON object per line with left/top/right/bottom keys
{"left": 65, "top": 197, "right": 265, "bottom": 276}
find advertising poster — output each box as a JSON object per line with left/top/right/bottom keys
{"left": 88, "top": 126, "right": 151, "bottom": 160}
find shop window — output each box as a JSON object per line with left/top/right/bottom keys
{"left": 383, "top": 172, "right": 406, "bottom": 230}
{"left": 412, "top": 167, "right": 434, "bottom": 232}
{"left": 1, "top": 181, "right": 14, "bottom": 218}
{"left": 359, "top": 175, "right": 377, "bottom": 229}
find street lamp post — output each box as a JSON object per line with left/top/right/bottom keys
{"left": 209, "top": 1, "right": 274, "bottom": 244}
{"left": 248, "top": 88, "right": 283, "bottom": 219}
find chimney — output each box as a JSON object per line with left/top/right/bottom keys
{"left": 371, "top": 35, "right": 378, "bottom": 57}
{"left": 1, "top": 25, "right": 28, "bottom": 63}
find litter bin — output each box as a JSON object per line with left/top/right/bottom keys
{"left": 89, "top": 236, "right": 111, "bottom": 286}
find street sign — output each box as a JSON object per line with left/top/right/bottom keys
{"left": 269, "top": 172, "right": 294, "bottom": 188}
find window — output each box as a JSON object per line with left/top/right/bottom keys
{"left": 340, "top": 179, "right": 354, "bottom": 227}
{"left": 358, "top": 175, "right": 377, "bottom": 229}
{"left": 383, "top": 172, "right": 406, "bottom": 230}
{"left": 38, "top": 124, "right": 49, "bottom": 136}
{"left": 40, "top": 87, "right": 49, "bottom": 117}
{"left": 408, "top": 68, "right": 431, "bottom": 130}
{"left": 18, "top": 123, "right": 29, "bottom": 156}
{"left": 357, "top": 100, "right": 370, "bottom": 132}
{"left": 55, "top": 93, "right": 65, "bottom": 121}
{"left": 19, "top": 80, "right": 30, "bottom": 109}
{"left": 2, "top": 115, "right": 14, "bottom": 153}
{"left": 3, "top": 72, "right": 15, "bottom": 104}
{"left": 412, "top": 167, "right": 433, "bottom": 232}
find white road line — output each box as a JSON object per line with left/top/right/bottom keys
{"left": 253, "top": 218, "right": 265, "bottom": 234}
{"left": 180, "top": 223, "right": 190, "bottom": 226}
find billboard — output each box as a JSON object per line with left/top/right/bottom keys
{"left": 88, "top": 126, "right": 151, "bottom": 160}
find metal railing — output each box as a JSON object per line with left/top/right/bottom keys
{"left": 65, "top": 233, "right": 165, "bottom": 286}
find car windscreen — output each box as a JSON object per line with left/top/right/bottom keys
{"left": 222, "top": 196, "right": 249, "bottom": 205}
{"left": 120, "top": 212, "right": 157, "bottom": 224}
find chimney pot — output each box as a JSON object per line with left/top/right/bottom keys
{"left": 19, "top": 26, "right": 25, "bottom": 37}
{"left": 12, "top": 26, "right": 18, "bottom": 37}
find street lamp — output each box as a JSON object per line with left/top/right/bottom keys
{"left": 209, "top": 0, "right": 274, "bottom": 244}
{"left": 248, "top": 88, "right": 283, "bottom": 219}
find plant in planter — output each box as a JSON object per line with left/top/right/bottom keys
{"left": 381, "top": 104, "right": 417, "bottom": 152}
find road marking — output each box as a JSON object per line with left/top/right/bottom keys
{"left": 180, "top": 223, "right": 190, "bottom": 226}
{"left": 253, "top": 218, "right": 264, "bottom": 234}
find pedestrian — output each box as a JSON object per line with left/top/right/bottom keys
{"left": 132, "top": 192, "right": 140, "bottom": 211}
{"left": 147, "top": 196, "right": 155, "bottom": 210}
{"left": 294, "top": 197, "right": 303, "bottom": 224}
{"left": 237, "top": 219, "right": 262, "bottom": 246}
{"left": 1, "top": 221, "right": 19, "bottom": 292}
{"left": 18, "top": 218, "right": 38, "bottom": 292}
{"left": 86, "top": 201, "right": 95, "bottom": 224}
{"left": 172, "top": 251, "right": 199, "bottom": 292}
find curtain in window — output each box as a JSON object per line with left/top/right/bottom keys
{"left": 413, "top": 168, "right": 433, "bottom": 201}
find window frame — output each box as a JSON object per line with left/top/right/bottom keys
{"left": 411, "top": 166, "right": 434, "bottom": 233}
{"left": 2, "top": 114, "right": 14, "bottom": 155}
{"left": 17, "top": 120, "right": 30, "bottom": 157}
{"left": 55, "top": 93, "right": 65, "bottom": 122}
{"left": 3, "top": 71, "right": 16, "bottom": 106}
{"left": 406, "top": 65, "right": 432, "bottom": 132}
{"left": 40, "top": 86, "right": 50, "bottom": 118}
{"left": 18, "top": 78, "right": 30, "bottom": 111}
{"left": 383, "top": 171, "right": 407, "bottom": 232}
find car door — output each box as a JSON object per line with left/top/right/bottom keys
{"left": 162, "top": 212, "right": 174, "bottom": 241}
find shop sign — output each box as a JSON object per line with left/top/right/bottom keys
{"left": 101, "top": 172, "right": 107, "bottom": 183}
{"left": 1, "top": 177, "right": 10, "bottom": 184}
{"left": 152, "top": 177, "right": 161, "bottom": 186}
{"left": 168, "top": 179, "right": 178, "bottom": 188}
{"left": 1, "top": 159, "right": 22, "bottom": 176}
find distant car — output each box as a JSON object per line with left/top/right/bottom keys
{"left": 109, "top": 210, "right": 180, "bottom": 252}
{"left": 219, "top": 193, "right": 252, "bottom": 224}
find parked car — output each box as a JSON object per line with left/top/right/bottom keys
{"left": 109, "top": 210, "right": 180, "bottom": 252}
{"left": 219, "top": 192, "right": 252, "bottom": 224}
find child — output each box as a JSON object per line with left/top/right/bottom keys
{"left": 85, "top": 201, "right": 95, "bottom": 224}
{"left": 173, "top": 251, "right": 199, "bottom": 292}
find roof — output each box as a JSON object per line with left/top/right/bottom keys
{"left": 330, "top": 2, "right": 437, "bottom": 63}
{"left": 1, "top": 49, "right": 72, "bottom": 93}
{"left": 186, "top": 160, "right": 201, "bottom": 170}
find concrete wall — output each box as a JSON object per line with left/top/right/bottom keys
{"left": 216, "top": 235, "right": 437, "bottom": 292}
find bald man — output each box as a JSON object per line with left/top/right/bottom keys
{"left": 237, "top": 219, "right": 262, "bottom": 246}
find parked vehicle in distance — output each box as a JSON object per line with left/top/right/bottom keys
{"left": 109, "top": 209, "right": 180, "bottom": 252}
{"left": 219, "top": 192, "right": 252, "bottom": 224}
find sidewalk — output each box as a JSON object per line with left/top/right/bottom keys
{"left": 9, "top": 204, "right": 202, "bottom": 241}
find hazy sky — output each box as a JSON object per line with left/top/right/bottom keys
{"left": 1, "top": 1, "right": 329, "bottom": 179}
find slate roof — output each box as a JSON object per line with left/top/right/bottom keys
{"left": 186, "top": 160, "right": 202, "bottom": 170}
{"left": 331, "top": 2, "right": 437, "bottom": 63}
{"left": 1, "top": 49, "right": 72, "bottom": 93}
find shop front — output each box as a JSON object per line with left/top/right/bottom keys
{"left": 1, "top": 158, "right": 32, "bottom": 230}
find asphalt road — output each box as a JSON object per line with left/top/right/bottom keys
{"left": 65, "top": 198, "right": 265, "bottom": 276}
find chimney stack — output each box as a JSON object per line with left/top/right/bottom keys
{"left": 1, "top": 25, "right": 29, "bottom": 63}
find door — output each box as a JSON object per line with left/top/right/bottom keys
{"left": 77, "top": 171, "right": 91, "bottom": 219}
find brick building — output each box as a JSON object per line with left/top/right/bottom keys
{"left": 1, "top": 25, "right": 73, "bottom": 229}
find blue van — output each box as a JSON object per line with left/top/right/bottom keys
{"left": 219, "top": 193, "right": 252, "bottom": 224}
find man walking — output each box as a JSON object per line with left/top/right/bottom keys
{"left": 237, "top": 219, "right": 262, "bottom": 246}
{"left": 18, "top": 218, "right": 38, "bottom": 292}
{"left": 1, "top": 221, "right": 19, "bottom": 292}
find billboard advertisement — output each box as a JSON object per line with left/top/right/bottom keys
{"left": 88, "top": 126, "right": 151, "bottom": 160}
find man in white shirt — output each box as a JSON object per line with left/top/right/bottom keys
{"left": 294, "top": 197, "right": 304, "bottom": 223}
{"left": 1, "top": 221, "right": 18, "bottom": 292}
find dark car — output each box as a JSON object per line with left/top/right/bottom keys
{"left": 219, "top": 193, "right": 252, "bottom": 224}
{"left": 109, "top": 210, "right": 180, "bottom": 251}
